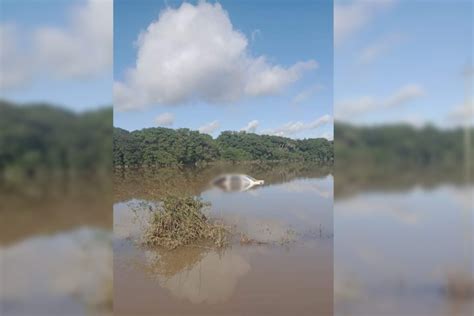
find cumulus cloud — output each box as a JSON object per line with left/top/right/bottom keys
{"left": 0, "top": 0, "right": 112, "bottom": 91}
{"left": 199, "top": 120, "right": 220, "bottom": 135}
{"left": 336, "top": 84, "right": 424, "bottom": 120}
{"left": 114, "top": 2, "right": 317, "bottom": 110}
{"left": 291, "top": 84, "right": 324, "bottom": 106}
{"left": 335, "top": 0, "right": 395, "bottom": 44}
{"left": 265, "top": 114, "right": 332, "bottom": 137}
{"left": 34, "top": 0, "right": 112, "bottom": 79}
{"left": 240, "top": 120, "right": 259, "bottom": 133}
{"left": 154, "top": 112, "right": 175, "bottom": 126}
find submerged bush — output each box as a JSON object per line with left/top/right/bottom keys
{"left": 143, "top": 196, "right": 229, "bottom": 250}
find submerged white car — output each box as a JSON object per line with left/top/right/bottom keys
{"left": 211, "top": 174, "right": 264, "bottom": 192}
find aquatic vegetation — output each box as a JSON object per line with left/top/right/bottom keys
{"left": 143, "top": 196, "right": 229, "bottom": 250}
{"left": 239, "top": 233, "right": 267, "bottom": 245}
{"left": 239, "top": 227, "right": 297, "bottom": 246}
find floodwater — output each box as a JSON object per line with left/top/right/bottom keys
{"left": 114, "top": 163, "right": 334, "bottom": 315}
{"left": 0, "top": 177, "right": 113, "bottom": 316}
{"left": 335, "top": 167, "right": 474, "bottom": 316}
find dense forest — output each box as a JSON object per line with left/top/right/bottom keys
{"left": 2, "top": 99, "right": 470, "bottom": 175}
{"left": 115, "top": 121, "right": 472, "bottom": 168}
{"left": 0, "top": 100, "right": 112, "bottom": 179}
{"left": 335, "top": 122, "right": 473, "bottom": 198}
{"left": 335, "top": 121, "right": 472, "bottom": 166}
{"left": 113, "top": 127, "right": 334, "bottom": 167}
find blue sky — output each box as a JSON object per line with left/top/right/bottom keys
{"left": 0, "top": 0, "right": 112, "bottom": 111}
{"left": 2, "top": 0, "right": 469, "bottom": 128}
{"left": 114, "top": 0, "right": 333, "bottom": 139}
{"left": 334, "top": 0, "right": 472, "bottom": 128}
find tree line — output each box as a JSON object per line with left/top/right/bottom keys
{"left": 335, "top": 121, "right": 472, "bottom": 167}
{"left": 3, "top": 99, "right": 468, "bottom": 175}
{"left": 113, "top": 127, "right": 334, "bottom": 167}
{"left": 0, "top": 100, "right": 112, "bottom": 179}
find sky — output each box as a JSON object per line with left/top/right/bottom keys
{"left": 0, "top": 0, "right": 112, "bottom": 111}
{"left": 113, "top": 0, "right": 334, "bottom": 139}
{"left": 1, "top": 0, "right": 470, "bottom": 129}
{"left": 334, "top": 0, "right": 473, "bottom": 128}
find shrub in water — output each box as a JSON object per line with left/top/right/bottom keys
{"left": 143, "top": 195, "right": 228, "bottom": 250}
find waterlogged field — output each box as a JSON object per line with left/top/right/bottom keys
{"left": 335, "top": 168, "right": 474, "bottom": 316}
{"left": 113, "top": 163, "right": 334, "bottom": 315}
{"left": 0, "top": 177, "right": 113, "bottom": 316}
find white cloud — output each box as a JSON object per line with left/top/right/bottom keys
{"left": 0, "top": 0, "right": 112, "bottom": 91}
{"left": 199, "top": 120, "right": 220, "bottom": 135}
{"left": 358, "top": 33, "right": 403, "bottom": 65}
{"left": 320, "top": 131, "right": 334, "bottom": 141}
{"left": 154, "top": 112, "right": 175, "bottom": 126}
{"left": 114, "top": 2, "right": 317, "bottom": 110}
{"left": 0, "top": 24, "right": 33, "bottom": 90}
{"left": 448, "top": 101, "right": 473, "bottom": 126}
{"left": 334, "top": 0, "right": 395, "bottom": 44}
{"left": 336, "top": 84, "right": 424, "bottom": 120}
{"left": 265, "top": 114, "right": 332, "bottom": 137}
{"left": 400, "top": 115, "right": 429, "bottom": 129}
{"left": 240, "top": 120, "right": 259, "bottom": 133}
{"left": 251, "top": 29, "right": 261, "bottom": 42}
{"left": 291, "top": 84, "right": 324, "bottom": 106}
{"left": 34, "top": 0, "right": 112, "bottom": 79}
{"left": 385, "top": 85, "right": 424, "bottom": 107}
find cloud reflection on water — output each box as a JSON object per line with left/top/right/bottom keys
{"left": 144, "top": 248, "right": 250, "bottom": 304}
{"left": 0, "top": 228, "right": 112, "bottom": 315}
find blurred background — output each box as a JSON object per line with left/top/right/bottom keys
{"left": 334, "top": 0, "right": 473, "bottom": 315}
{"left": 0, "top": 0, "right": 112, "bottom": 315}
{"left": 1, "top": 0, "right": 472, "bottom": 315}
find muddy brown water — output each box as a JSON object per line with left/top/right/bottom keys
{"left": 335, "top": 167, "right": 474, "bottom": 316}
{"left": 113, "top": 163, "right": 334, "bottom": 315}
{"left": 0, "top": 176, "right": 113, "bottom": 316}
{"left": 3, "top": 163, "right": 468, "bottom": 316}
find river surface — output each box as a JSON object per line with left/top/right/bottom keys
{"left": 0, "top": 176, "right": 113, "bottom": 316}
{"left": 335, "top": 168, "right": 474, "bottom": 316}
{"left": 4, "top": 163, "right": 467, "bottom": 316}
{"left": 113, "top": 163, "right": 334, "bottom": 315}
